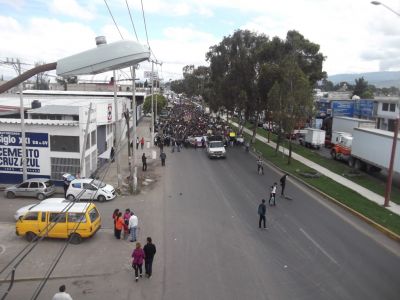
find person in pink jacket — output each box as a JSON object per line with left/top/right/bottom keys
{"left": 132, "top": 242, "right": 145, "bottom": 282}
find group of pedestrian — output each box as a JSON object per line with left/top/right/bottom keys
{"left": 257, "top": 173, "right": 289, "bottom": 229}
{"left": 135, "top": 137, "right": 145, "bottom": 150}
{"left": 112, "top": 208, "right": 138, "bottom": 241}
{"left": 131, "top": 237, "right": 157, "bottom": 281}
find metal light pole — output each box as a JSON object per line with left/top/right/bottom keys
{"left": 17, "top": 60, "right": 28, "bottom": 181}
{"left": 130, "top": 66, "right": 137, "bottom": 193}
{"left": 371, "top": 1, "right": 400, "bottom": 206}
{"left": 151, "top": 61, "right": 155, "bottom": 147}
{"left": 384, "top": 115, "right": 399, "bottom": 206}
{"left": 371, "top": 1, "right": 400, "bottom": 17}
{"left": 113, "top": 70, "right": 122, "bottom": 187}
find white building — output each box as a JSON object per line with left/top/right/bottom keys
{"left": 0, "top": 90, "right": 146, "bottom": 184}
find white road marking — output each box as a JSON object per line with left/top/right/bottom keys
{"left": 299, "top": 228, "right": 339, "bottom": 265}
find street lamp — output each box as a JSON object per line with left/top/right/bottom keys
{"left": 371, "top": 1, "right": 400, "bottom": 17}
{"left": 0, "top": 37, "right": 150, "bottom": 184}
{"left": 371, "top": 1, "right": 400, "bottom": 207}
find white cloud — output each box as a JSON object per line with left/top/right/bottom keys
{"left": 49, "top": 0, "right": 95, "bottom": 21}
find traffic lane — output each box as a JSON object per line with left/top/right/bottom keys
{"left": 212, "top": 147, "right": 400, "bottom": 299}
{"left": 162, "top": 148, "right": 295, "bottom": 300}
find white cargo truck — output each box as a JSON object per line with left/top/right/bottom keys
{"left": 349, "top": 127, "right": 400, "bottom": 174}
{"left": 299, "top": 128, "right": 326, "bottom": 149}
{"left": 332, "top": 116, "right": 375, "bottom": 138}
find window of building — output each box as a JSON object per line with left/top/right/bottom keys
{"left": 85, "top": 137, "right": 90, "bottom": 150}
{"left": 91, "top": 130, "right": 96, "bottom": 147}
{"left": 49, "top": 212, "right": 66, "bottom": 223}
{"left": 51, "top": 157, "right": 80, "bottom": 181}
{"left": 390, "top": 103, "right": 396, "bottom": 112}
{"left": 50, "top": 135, "right": 79, "bottom": 152}
{"left": 24, "top": 212, "right": 39, "bottom": 221}
{"left": 382, "top": 103, "right": 389, "bottom": 111}
{"left": 73, "top": 116, "right": 79, "bottom": 121}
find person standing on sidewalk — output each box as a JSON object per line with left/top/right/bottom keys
{"left": 112, "top": 209, "right": 120, "bottom": 238}
{"left": 160, "top": 151, "right": 166, "bottom": 166}
{"left": 136, "top": 137, "right": 139, "bottom": 149}
{"left": 140, "top": 137, "right": 145, "bottom": 150}
{"left": 129, "top": 212, "right": 138, "bottom": 242}
{"left": 280, "top": 174, "right": 288, "bottom": 197}
{"left": 132, "top": 242, "right": 145, "bottom": 282}
{"left": 115, "top": 212, "right": 124, "bottom": 239}
{"left": 142, "top": 153, "right": 147, "bottom": 171}
{"left": 143, "top": 237, "right": 157, "bottom": 278}
{"left": 258, "top": 199, "right": 267, "bottom": 229}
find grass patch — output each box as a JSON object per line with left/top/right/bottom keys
{"left": 232, "top": 118, "right": 400, "bottom": 205}
{"left": 234, "top": 126, "right": 400, "bottom": 235}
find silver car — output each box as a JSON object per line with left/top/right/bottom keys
{"left": 4, "top": 178, "right": 56, "bottom": 200}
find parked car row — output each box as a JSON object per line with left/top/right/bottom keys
{"left": 4, "top": 177, "right": 116, "bottom": 202}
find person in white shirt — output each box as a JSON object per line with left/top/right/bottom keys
{"left": 269, "top": 183, "right": 278, "bottom": 206}
{"left": 52, "top": 285, "right": 73, "bottom": 300}
{"left": 129, "top": 212, "right": 139, "bottom": 242}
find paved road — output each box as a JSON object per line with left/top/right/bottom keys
{"left": 0, "top": 145, "right": 399, "bottom": 299}
{"left": 158, "top": 146, "right": 400, "bottom": 300}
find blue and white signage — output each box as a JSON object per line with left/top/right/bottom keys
{"left": 0, "top": 131, "right": 50, "bottom": 175}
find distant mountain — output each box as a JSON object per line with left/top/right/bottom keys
{"left": 328, "top": 71, "right": 400, "bottom": 88}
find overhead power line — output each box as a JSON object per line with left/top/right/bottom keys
{"left": 125, "top": 0, "right": 139, "bottom": 42}
{"left": 103, "top": 0, "right": 124, "bottom": 40}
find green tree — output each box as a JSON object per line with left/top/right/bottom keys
{"left": 353, "top": 77, "right": 374, "bottom": 98}
{"left": 143, "top": 94, "right": 167, "bottom": 115}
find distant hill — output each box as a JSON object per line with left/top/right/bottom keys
{"left": 328, "top": 71, "right": 400, "bottom": 88}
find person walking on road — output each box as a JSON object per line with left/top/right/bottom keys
{"left": 110, "top": 146, "right": 115, "bottom": 163}
{"left": 142, "top": 153, "right": 147, "bottom": 171}
{"left": 136, "top": 137, "right": 139, "bottom": 149}
{"left": 143, "top": 237, "right": 157, "bottom": 278}
{"left": 258, "top": 199, "right": 267, "bottom": 229}
{"left": 160, "top": 151, "right": 166, "bottom": 166}
{"left": 129, "top": 212, "right": 138, "bottom": 242}
{"left": 257, "top": 156, "right": 264, "bottom": 175}
{"left": 269, "top": 183, "right": 277, "bottom": 206}
{"left": 123, "top": 209, "right": 131, "bottom": 240}
{"left": 280, "top": 174, "right": 288, "bottom": 197}
{"left": 52, "top": 284, "right": 73, "bottom": 300}
{"left": 132, "top": 242, "right": 145, "bottom": 282}
{"left": 140, "top": 137, "right": 145, "bottom": 150}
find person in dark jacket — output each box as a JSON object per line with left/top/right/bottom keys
{"left": 258, "top": 199, "right": 267, "bottom": 229}
{"left": 142, "top": 153, "right": 147, "bottom": 171}
{"left": 160, "top": 151, "right": 166, "bottom": 166}
{"left": 143, "top": 237, "right": 157, "bottom": 278}
{"left": 280, "top": 174, "right": 288, "bottom": 196}
{"left": 110, "top": 147, "right": 115, "bottom": 162}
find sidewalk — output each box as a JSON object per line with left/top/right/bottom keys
{"left": 101, "top": 116, "right": 158, "bottom": 192}
{"left": 231, "top": 120, "right": 400, "bottom": 216}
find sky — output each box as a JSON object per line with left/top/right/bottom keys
{"left": 0, "top": 0, "right": 400, "bottom": 83}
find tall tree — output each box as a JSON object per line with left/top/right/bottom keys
{"left": 353, "top": 77, "right": 373, "bottom": 98}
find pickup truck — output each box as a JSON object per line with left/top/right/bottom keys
{"left": 207, "top": 140, "right": 226, "bottom": 159}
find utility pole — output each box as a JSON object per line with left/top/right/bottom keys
{"left": 80, "top": 103, "right": 92, "bottom": 177}
{"left": 113, "top": 70, "right": 122, "bottom": 187}
{"left": 151, "top": 61, "right": 155, "bottom": 147}
{"left": 130, "top": 66, "right": 137, "bottom": 193}
{"left": 4, "top": 58, "right": 28, "bottom": 181}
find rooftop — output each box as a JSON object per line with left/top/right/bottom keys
{"left": 27, "top": 105, "right": 79, "bottom": 116}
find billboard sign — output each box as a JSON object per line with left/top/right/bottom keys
{"left": 332, "top": 101, "right": 354, "bottom": 117}
{"left": 0, "top": 131, "right": 50, "bottom": 175}
{"left": 354, "top": 100, "right": 374, "bottom": 119}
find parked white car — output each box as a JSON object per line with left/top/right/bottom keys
{"left": 14, "top": 198, "right": 69, "bottom": 220}
{"left": 66, "top": 179, "right": 116, "bottom": 202}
